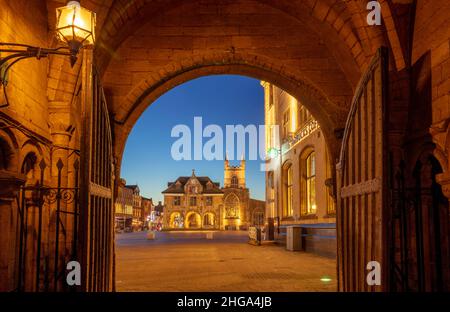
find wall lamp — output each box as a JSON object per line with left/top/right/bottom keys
{"left": 0, "top": 1, "right": 96, "bottom": 108}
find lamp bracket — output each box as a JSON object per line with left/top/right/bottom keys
{"left": 0, "top": 43, "right": 78, "bottom": 108}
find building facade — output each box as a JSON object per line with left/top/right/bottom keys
{"left": 126, "top": 185, "right": 143, "bottom": 230}
{"left": 163, "top": 170, "right": 224, "bottom": 229}
{"left": 150, "top": 201, "right": 164, "bottom": 231}
{"left": 141, "top": 197, "right": 153, "bottom": 230}
{"left": 163, "top": 162, "right": 265, "bottom": 230}
{"left": 262, "top": 81, "right": 336, "bottom": 257}
{"left": 114, "top": 179, "right": 134, "bottom": 232}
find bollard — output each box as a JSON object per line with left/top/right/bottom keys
{"left": 147, "top": 231, "right": 156, "bottom": 240}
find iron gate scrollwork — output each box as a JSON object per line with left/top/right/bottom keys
{"left": 16, "top": 158, "right": 79, "bottom": 292}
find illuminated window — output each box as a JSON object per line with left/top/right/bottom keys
{"left": 173, "top": 196, "right": 181, "bottom": 206}
{"left": 283, "top": 163, "right": 293, "bottom": 217}
{"left": 305, "top": 152, "right": 316, "bottom": 215}
{"left": 325, "top": 150, "right": 336, "bottom": 215}
{"left": 269, "top": 85, "right": 274, "bottom": 107}
{"left": 298, "top": 106, "right": 312, "bottom": 128}
{"left": 224, "top": 194, "right": 239, "bottom": 219}
{"left": 231, "top": 175, "right": 239, "bottom": 188}
{"left": 205, "top": 196, "right": 212, "bottom": 206}
{"left": 283, "top": 109, "right": 291, "bottom": 139}
{"left": 190, "top": 197, "right": 197, "bottom": 206}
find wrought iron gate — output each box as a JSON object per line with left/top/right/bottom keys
{"left": 16, "top": 158, "right": 79, "bottom": 291}
{"left": 336, "top": 47, "right": 389, "bottom": 291}
{"left": 79, "top": 51, "right": 115, "bottom": 292}
{"left": 390, "top": 156, "right": 450, "bottom": 292}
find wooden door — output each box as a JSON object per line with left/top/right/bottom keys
{"left": 79, "top": 51, "right": 115, "bottom": 291}
{"left": 336, "top": 47, "right": 389, "bottom": 291}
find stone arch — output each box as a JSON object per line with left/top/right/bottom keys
{"left": 94, "top": 0, "right": 384, "bottom": 78}
{"left": 0, "top": 137, "right": 14, "bottom": 171}
{"left": 112, "top": 55, "right": 347, "bottom": 178}
{"left": 21, "top": 152, "right": 38, "bottom": 183}
{"left": 185, "top": 211, "right": 201, "bottom": 229}
{"left": 202, "top": 212, "right": 216, "bottom": 228}
{"left": 19, "top": 140, "right": 46, "bottom": 185}
{"left": 46, "top": 0, "right": 396, "bottom": 136}
{"left": 169, "top": 211, "right": 183, "bottom": 229}
{"left": 0, "top": 127, "right": 19, "bottom": 172}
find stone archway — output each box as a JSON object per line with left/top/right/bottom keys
{"left": 169, "top": 212, "right": 184, "bottom": 229}
{"left": 185, "top": 211, "right": 201, "bottom": 229}
{"left": 112, "top": 60, "right": 347, "bottom": 181}
{"left": 203, "top": 212, "right": 216, "bottom": 228}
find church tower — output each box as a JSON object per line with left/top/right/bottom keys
{"left": 223, "top": 155, "right": 246, "bottom": 189}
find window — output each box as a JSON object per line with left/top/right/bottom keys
{"left": 0, "top": 138, "right": 12, "bottom": 170}
{"left": 21, "top": 152, "right": 37, "bottom": 182}
{"left": 305, "top": 152, "right": 316, "bottom": 215}
{"left": 283, "top": 109, "right": 291, "bottom": 139}
{"left": 283, "top": 163, "right": 293, "bottom": 217}
{"left": 205, "top": 196, "right": 212, "bottom": 206}
{"left": 231, "top": 175, "right": 239, "bottom": 188}
{"left": 269, "top": 85, "right": 273, "bottom": 107}
{"left": 253, "top": 211, "right": 264, "bottom": 226}
{"left": 224, "top": 194, "right": 239, "bottom": 219}
{"left": 298, "top": 106, "right": 312, "bottom": 128}
{"left": 190, "top": 196, "right": 197, "bottom": 206}
{"left": 268, "top": 125, "right": 274, "bottom": 150}
{"left": 268, "top": 171, "right": 274, "bottom": 190}
{"left": 325, "top": 150, "right": 336, "bottom": 215}
{"left": 173, "top": 196, "right": 180, "bottom": 206}
{"left": 189, "top": 185, "right": 197, "bottom": 194}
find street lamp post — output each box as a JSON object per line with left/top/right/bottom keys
{"left": 0, "top": 1, "right": 96, "bottom": 108}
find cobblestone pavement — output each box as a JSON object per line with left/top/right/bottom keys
{"left": 115, "top": 231, "right": 337, "bottom": 292}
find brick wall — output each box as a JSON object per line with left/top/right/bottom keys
{"left": 412, "top": 0, "right": 450, "bottom": 126}
{"left": 0, "top": 0, "right": 50, "bottom": 137}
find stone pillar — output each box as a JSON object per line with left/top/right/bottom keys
{"left": 0, "top": 172, "right": 25, "bottom": 291}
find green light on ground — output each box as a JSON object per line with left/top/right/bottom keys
{"left": 320, "top": 276, "right": 332, "bottom": 283}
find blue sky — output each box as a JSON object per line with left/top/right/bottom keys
{"left": 121, "top": 75, "right": 266, "bottom": 203}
